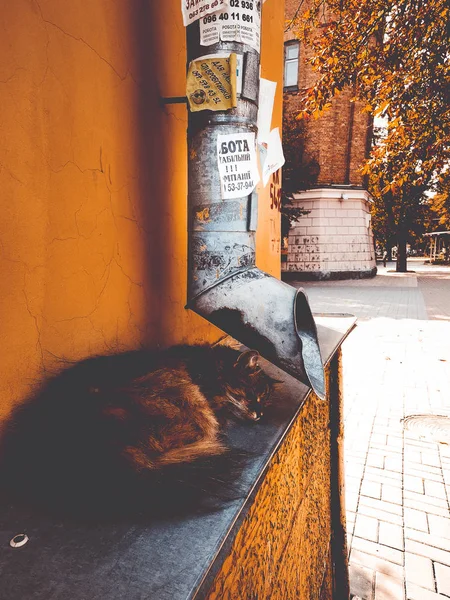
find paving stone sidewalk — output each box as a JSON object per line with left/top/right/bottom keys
{"left": 294, "top": 260, "right": 450, "bottom": 599}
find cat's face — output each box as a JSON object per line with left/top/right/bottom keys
{"left": 224, "top": 350, "right": 275, "bottom": 422}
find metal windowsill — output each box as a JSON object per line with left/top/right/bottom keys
{"left": 0, "top": 314, "right": 356, "bottom": 600}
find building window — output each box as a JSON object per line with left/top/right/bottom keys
{"left": 284, "top": 41, "right": 299, "bottom": 89}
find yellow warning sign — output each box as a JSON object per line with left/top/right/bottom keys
{"left": 186, "top": 53, "right": 237, "bottom": 112}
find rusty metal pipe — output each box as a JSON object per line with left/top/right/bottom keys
{"left": 186, "top": 18, "right": 325, "bottom": 399}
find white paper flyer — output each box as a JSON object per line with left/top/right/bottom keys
{"left": 262, "top": 127, "right": 285, "bottom": 186}
{"left": 182, "top": 0, "right": 229, "bottom": 27}
{"left": 257, "top": 78, "right": 277, "bottom": 144}
{"left": 217, "top": 132, "right": 260, "bottom": 199}
{"left": 200, "top": 1, "right": 261, "bottom": 53}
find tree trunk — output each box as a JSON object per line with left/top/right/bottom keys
{"left": 396, "top": 236, "right": 407, "bottom": 272}
{"left": 384, "top": 235, "right": 396, "bottom": 262}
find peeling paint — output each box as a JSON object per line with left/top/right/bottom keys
{"left": 196, "top": 207, "right": 211, "bottom": 223}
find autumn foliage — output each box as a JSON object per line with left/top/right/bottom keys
{"left": 430, "top": 171, "right": 450, "bottom": 230}
{"left": 289, "top": 0, "right": 449, "bottom": 188}
{"left": 288, "top": 0, "right": 449, "bottom": 269}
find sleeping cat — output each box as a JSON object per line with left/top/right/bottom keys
{"left": 0, "top": 344, "right": 275, "bottom": 519}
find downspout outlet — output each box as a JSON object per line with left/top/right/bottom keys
{"left": 189, "top": 268, "right": 325, "bottom": 398}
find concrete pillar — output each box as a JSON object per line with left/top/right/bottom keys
{"left": 283, "top": 187, "right": 377, "bottom": 280}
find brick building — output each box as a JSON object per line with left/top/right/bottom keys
{"left": 282, "top": 0, "right": 377, "bottom": 279}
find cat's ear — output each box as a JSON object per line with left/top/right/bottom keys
{"left": 234, "top": 350, "right": 260, "bottom": 371}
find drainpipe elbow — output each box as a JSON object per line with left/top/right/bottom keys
{"left": 188, "top": 268, "right": 325, "bottom": 399}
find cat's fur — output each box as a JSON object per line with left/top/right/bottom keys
{"left": 0, "top": 344, "right": 275, "bottom": 519}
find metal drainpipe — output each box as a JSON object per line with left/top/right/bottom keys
{"left": 185, "top": 13, "right": 325, "bottom": 399}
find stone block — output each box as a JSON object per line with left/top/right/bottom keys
{"left": 375, "top": 572, "right": 405, "bottom": 600}
{"left": 435, "top": 563, "right": 450, "bottom": 597}
{"left": 405, "top": 553, "right": 435, "bottom": 590}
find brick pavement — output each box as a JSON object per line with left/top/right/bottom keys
{"left": 293, "top": 259, "right": 450, "bottom": 599}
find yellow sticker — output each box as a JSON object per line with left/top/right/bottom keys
{"left": 187, "top": 53, "right": 237, "bottom": 112}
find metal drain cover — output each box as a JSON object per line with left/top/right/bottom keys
{"left": 403, "top": 414, "right": 450, "bottom": 444}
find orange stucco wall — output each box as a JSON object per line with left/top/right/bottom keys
{"left": 0, "top": 1, "right": 284, "bottom": 419}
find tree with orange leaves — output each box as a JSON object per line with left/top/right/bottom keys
{"left": 287, "top": 0, "right": 449, "bottom": 271}
{"left": 429, "top": 171, "right": 450, "bottom": 230}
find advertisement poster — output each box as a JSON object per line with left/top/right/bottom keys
{"left": 217, "top": 132, "right": 260, "bottom": 199}
{"left": 257, "top": 78, "right": 276, "bottom": 144}
{"left": 262, "top": 127, "right": 285, "bottom": 186}
{"left": 200, "top": 0, "right": 261, "bottom": 53}
{"left": 186, "top": 53, "right": 237, "bottom": 112}
{"left": 182, "top": 0, "right": 229, "bottom": 26}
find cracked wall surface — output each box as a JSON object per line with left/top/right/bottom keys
{"left": 0, "top": 0, "right": 283, "bottom": 418}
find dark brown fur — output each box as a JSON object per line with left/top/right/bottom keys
{"left": 0, "top": 344, "right": 275, "bottom": 519}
